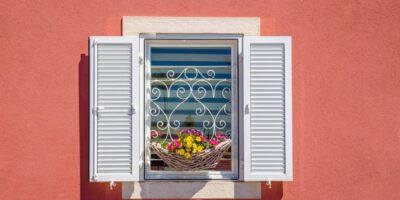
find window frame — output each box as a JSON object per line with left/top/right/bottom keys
{"left": 138, "top": 34, "right": 244, "bottom": 181}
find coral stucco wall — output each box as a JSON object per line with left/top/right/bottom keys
{"left": 1, "top": 0, "right": 400, "bottom": 199}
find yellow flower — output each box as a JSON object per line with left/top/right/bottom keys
{"left": 192, "top": 149, "right": 197, "bottom": 153}
{"left": 184, "top": 152, "right": 191, "bottom": 159}
{"left": 196, "top": 136, "right": 201, "bottom": 142}
{"left": 175, "top": 149, "right": 181, "bottom": 155}
{"left": 197, "top": 146, "right": 203, "bottom": 152}
{"left": 193, "top": 143, "right": 197, "bottom": 150}
{"left": 179, "top": 149, "right": 185, "bottom": 155}
{"left": 186, "top": 141, "right": 193, "bottom": 148}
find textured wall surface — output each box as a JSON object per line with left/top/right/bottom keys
{"left": 1, "top": 0, "right": 400, "bottom": 199}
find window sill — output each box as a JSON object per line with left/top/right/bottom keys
{"left": 122, "top": 181, "right": 261, "bottom": 199}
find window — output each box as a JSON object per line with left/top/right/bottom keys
{"left": 144, "top": 39, "right": 238, "bottom": 179}
{"left": 89, "top": 34, "right": 292, "bottom": 183}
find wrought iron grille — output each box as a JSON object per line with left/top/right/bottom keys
{"left": 149, "top": 67, "right": 232, "bottom": 141}
{"left": 146, "top": 46, "right": 234, "bottom": 171}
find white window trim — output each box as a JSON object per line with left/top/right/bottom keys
{"left": 139, "top": 34, "right": 243, "bottom": 181}
{"left": 123, "top": 17, "right": 260, "bottom": 36}
{"left": 142, "top": 36, "right": 240, "bottom": 180}
{"left": 123, "top": 181, "right": 261, "bottom": 199}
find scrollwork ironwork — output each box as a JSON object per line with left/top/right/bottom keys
{"left": 148, "top": 67, "right": 232, "bottom": 141}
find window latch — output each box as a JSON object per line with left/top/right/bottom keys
{"left": 245, "top": 104, "right": 250, "bottom": 114}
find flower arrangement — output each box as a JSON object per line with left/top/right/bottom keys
{"left": 151, "top": 128, "right": 228, "bottom": 159}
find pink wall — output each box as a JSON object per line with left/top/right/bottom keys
{"left": 1, "top": 0, "right": 400, "bottom": 199}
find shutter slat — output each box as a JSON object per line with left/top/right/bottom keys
{"left": 98, "top": 153, "right": 132, "bottom": 157}
{"left": 244, "top": 36, "right": 292, "bottom": 181}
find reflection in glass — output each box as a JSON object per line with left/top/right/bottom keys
{"left": 147, "top": 47, "right": 232, "bottom": 171}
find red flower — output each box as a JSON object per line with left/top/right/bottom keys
{"left": 209, "top": 138, "right": 219, "bottom": 146}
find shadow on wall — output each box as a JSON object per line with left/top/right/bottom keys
{"left": 78, "top": 53, "right": 283, "bottom": 200}
{"left": 79, "top": 54, "right": 122, "bottom": 200}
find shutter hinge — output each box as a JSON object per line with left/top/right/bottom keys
{"left": 129, "top": 104, "right": 137, "bottom": 115}
{"left": 139, "top": 56, "right": 143, "bottom": 65}
{"left": 92, "top": 175, "right": 98, "bottom": 181}
{"left": 92, "top": 106, "right": 104, "bottom": 116}
{"left": 92, "top": 107, "right": 98, "bottom": 116}
{"left": 92, "top": 38, "right": 98, "bottom": 47}
{"left": 245, "top": 104, "right": 250, "bottom": 114}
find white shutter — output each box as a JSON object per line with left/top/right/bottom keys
{"left": 243, "top": 36, "right": 292, "bottom": 181}
{"left": 89, "top": 36, "right": 140, "bottom": 182}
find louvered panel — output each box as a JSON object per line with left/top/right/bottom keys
{"left": 96, "top": 43, "right": 132, "bottom": 175}
{"left": 90, "top": 36, "right": 139, "bottom": 182}
{"left": 244, "top": 36, "right": 292, "bottom": 181}
{"left": 249, "top": 43, "right": 285, "bottom": 174}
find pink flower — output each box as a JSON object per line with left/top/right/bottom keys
{"left": 181, "top": 128, "right": 189, "bottom": 134}
{"left": 216, "top": 134, "right": 226, "bottom": 141}
{"left": 175, "top": 141, "right": 182, "bottom": 148}
{"left": 209, "top": 138, "right": 219, "bottom": 146}
{"left": 188, "top": 129, "right": 194, "bottom": 135}
{"left": 151, "top": 130, "right": 160, "bottom": 138}
{"left": 200, "top": 135, "right": 207, "bottom": 142}
{"left": 193, "top": 130, "right": 201, "bottom": 136}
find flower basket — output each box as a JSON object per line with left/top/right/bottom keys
{"left": 152, "top": 139, "right": 232, "bottom": 171}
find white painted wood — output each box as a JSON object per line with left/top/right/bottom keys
{"left": 243, "top": 36, "right": 292, "bottom": 181}
{"left": 123, "top": 17, "right": 260, "bottom": 36}
{"left": 89, "top": 36, "right": 140, "bottom": 182}
{"left": 122, "top": 181, "right": 261, "bottom": 199}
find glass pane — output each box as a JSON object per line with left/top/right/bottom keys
{"left": 147, "top": 47, "right": 233, "bottom": 171}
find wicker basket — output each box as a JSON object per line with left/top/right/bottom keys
{"left": 151, "top": 139, "right": 232, "bottom": 170}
